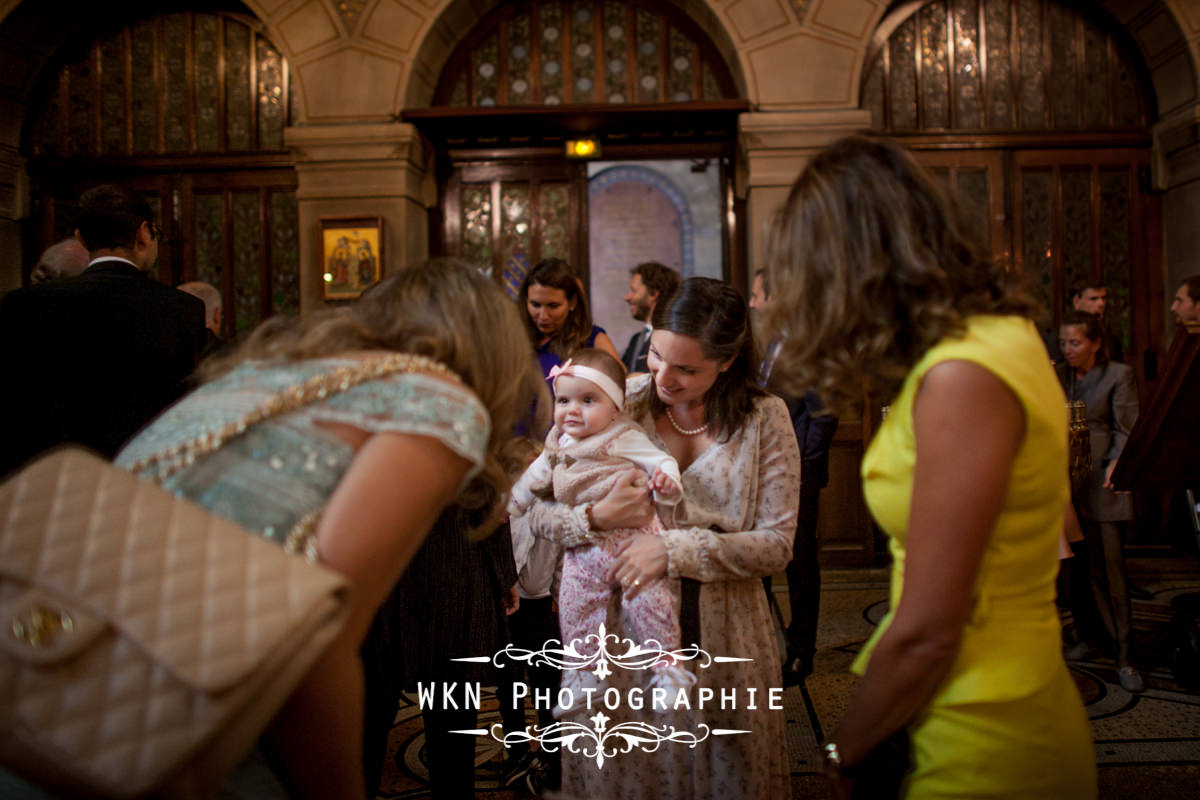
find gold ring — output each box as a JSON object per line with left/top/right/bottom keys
{"left": 632, "top": 579, "right": 642, "bottom": 588}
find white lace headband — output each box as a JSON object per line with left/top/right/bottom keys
{"left": 547, "top": 359, "right": 625, "bottom": 410}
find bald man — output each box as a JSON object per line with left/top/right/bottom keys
{"left": 30, "top": 238, "right": 89, "bottom": 284}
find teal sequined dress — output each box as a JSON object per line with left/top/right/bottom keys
{"left": 117, "top": 356, "right": 490, "bottom": 548}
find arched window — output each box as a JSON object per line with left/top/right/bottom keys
{"left": 861, "top": 0, "right": 1149, "bottom": 132}
{"left": 860, "top": 0, "right": 1159, "bottom": 379}
{"left": 434, "top": 1, "right": 736, "bottom": 106}
{"left": 29, "top": 11, "right": 293, "bottom": 157}
{"left": 25, "top": 10, "right": 299, "bottom": 339}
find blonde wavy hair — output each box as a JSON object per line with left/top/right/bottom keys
{"left": 764, "top": 135, "right": 1037, "bottom": 414}
{"left": 202, "top": 258, "right": 544, "bottom": 533}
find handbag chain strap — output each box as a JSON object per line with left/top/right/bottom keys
{"left": 129, "top": 352, "right": 456, "bottom": 484}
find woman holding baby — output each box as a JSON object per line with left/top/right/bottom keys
{"left": 518, "top": 277, "right": 800, "bottom": 797}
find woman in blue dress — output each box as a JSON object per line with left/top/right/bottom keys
{"left": 518, "top": 258, "right": 620, "bottom": 380}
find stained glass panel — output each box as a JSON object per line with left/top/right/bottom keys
{"left": 194, "top": 14, "right": 221, "bottom": 151}
{"left": 131, "top": 19, "right": 157, "bottom": 154}
{"left": 225, "top": 21, "right": 252, "bottom": 150}
{"left": 635, "top": 8, "right": 661, "bottom": 103}
{"left": 194, "top": 192, "right": 224, "bottom": 289}
{"left": 863, "top": 56, "right": 885, "bottom": 130}
{"left": 539, "top": 3, "right": 564, "bottom": 105}
{"left": 164, "top": 14, "right": 190, "bottom": 152}
{"left": 571, "top": 1, "right": 597, "bottom": 103}
{"left": 231, "top": 191, "right": 262, "bottom": 335}
{"left": 257, "top": 36, "right": 285, "bottom": 148}
{"left": 1060, "top": 167, "right": 1091, "bottom": 294}
{"left": 461, "top": 184, "right": 492, "bottom": 265}
{"left": 68, "top": 57, "right": 94, "bottom": 157}
{"left": 889, "top": 18, "right": 918, "bottom": 130}
{"left": 473, "top": 31, "right": 499, "bottom": 106}
{"left": 501, "top": 183, "right": 532, "bottom": 269}
{"left": 449, "top": 73, "right": 469, "bottom": 107}
{"left": 1048, "top": 2, "right": 1078, "bottom": 129}
{"left": 956, "top": 168, "right": 989, "bottom": 248}
{"left": 918, "top": 2, "right": 949, "bottom": 129}
{"left": 1099, "top": 167, "right": 1131, "bottom": 354}
{"left": 951, "top": 0, "right": 981, "bottom": 129}
{"left": 1114, "top": 58, "right": 1141, "bottom": 128}
{"left": 539, "top": 182, "right": 569, "bottom": 260}
{"left": 1020, "top": 169, "right": 1054, "bottom": 317}
{"left": 100, "top": 36, "right": 125, "bottom": 155}
{"left": 669, "top": 27, "right": 694, "bottom": 103}
{"left": 508, "top": 12, "right": 533, "bottom": 104}
{"left": 1082, "top": 24, "right": 1109, "bottom": 127}
{"left": 983, "top": 0, "right": 1013, "bottom": 128}
{"left": 36, "top": 78, "right": 62, "bottom": 156}
{"left": 270, "top": 190, "right": 300, "bottom": 317}
{"left": 701, "top": 62, "right": 721, "bottom": 101}
{"left": 1016, "top": 0, "right": 1046, "bottom": 128}
{"left": 604, "top": 1, "right": 628, "bottom": 103}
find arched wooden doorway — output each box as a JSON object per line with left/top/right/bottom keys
{"left": 23, "top": 8, "right": 299, "bottom": 341}
{"left": 404, "top": 0, "right": 748, "bottom": 310}
{"left": 862, "top": 0, "right": 1163, "bottom": 390}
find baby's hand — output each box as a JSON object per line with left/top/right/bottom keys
{"left": 649, "top": 467, "right": 681, "bottom": 499}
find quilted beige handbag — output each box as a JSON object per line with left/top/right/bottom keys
{"left": 0, "top": 353, "right": 454, "bottom": 799}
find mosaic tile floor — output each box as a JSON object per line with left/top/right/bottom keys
{"left": 376, "top": 551, "right": 1200, "bottom": 799}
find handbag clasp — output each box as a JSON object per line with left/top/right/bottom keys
{"left": 11, "top": 604, "right": 74, "bottom": 648}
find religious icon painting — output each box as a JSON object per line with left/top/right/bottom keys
{"left": 320, "top": 216, "right": 383, "bottom": 300}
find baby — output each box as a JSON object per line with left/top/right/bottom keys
{"left": 509, "top": 348, "right": 694, "bottom": 696}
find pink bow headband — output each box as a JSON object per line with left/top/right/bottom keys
{"left": 548, "top": 359, "right": 625, "bottom": 410}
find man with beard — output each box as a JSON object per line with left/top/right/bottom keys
{"left": 619, "top": 261, "right": 680, "bottom": 374}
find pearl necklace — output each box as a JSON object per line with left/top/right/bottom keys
{"left": 665, "top": 408, "right": 708, "bottom": 436}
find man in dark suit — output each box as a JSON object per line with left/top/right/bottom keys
{"left": 620, "top": 261, "right": 680, "bottom": 374}
{"left": 751, "top": 269, "right": 839, "bottom": 683}
{"left": 0, "top": 184, "right": 207, "bottom": 474}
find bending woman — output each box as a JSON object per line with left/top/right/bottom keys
{"left": 518, "top": 257, "right": 620, "bottom": 379}
{"left": 115, "top": 260, "right": 537, "bottom": 799}
{"left": 764, "top": 136, "right": 1096, "bottom": 798}
{"left": 518, "top": 277, "right": 800, "bottom": 797}
{"left": 1059, "top": 310, "right": 1142, "bottom": 692}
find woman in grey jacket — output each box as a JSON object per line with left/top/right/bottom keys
{"left": 1059, "top": 310, "right": 1143, "bottom": 692}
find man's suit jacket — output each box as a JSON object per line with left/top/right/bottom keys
{"left": 786, "top": 392, "right": 839, "bottom": 491}
{"left": 622, "top": 325, "right": 651, "bottom": 373}
{"left": 1060, "top": 360, "right": 1138, "bottom": 522}
{"left": 0, "top": 259, "right": 207, "bottom": 474}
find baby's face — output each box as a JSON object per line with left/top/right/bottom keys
{"left": 553, "top": 374, "right": 620, "bottom": 438}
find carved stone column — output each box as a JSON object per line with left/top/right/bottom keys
{"left": 737, "top": 109, "right": 871, "bottom": 284}
{"left": 284, "top": 122, "right": 433, "bottom": 314}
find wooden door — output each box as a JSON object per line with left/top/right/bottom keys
{"left": 442, "top": 161, "right": 588, "bottom": 295}
{"left": 1012, "top": 149, "right": 1161, "bottom": 389}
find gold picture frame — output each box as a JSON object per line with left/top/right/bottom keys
{"left": 320, "top": 216, "right": 383, "bottom": 300}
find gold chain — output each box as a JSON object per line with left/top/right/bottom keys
{"left": 130, "top": 352, "right": 456, "bottom": 484}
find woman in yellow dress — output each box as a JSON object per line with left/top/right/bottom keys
{"left": 764, "top": 135, "right": 1096, "bottom": 798}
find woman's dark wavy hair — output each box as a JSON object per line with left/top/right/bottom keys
{"left": 1060, "top": 310, "right": 1109, "bottom": 365}
{"left": 763, "top": 135, "right": 1038, "bottom": 414}
{"left": 628, "top": 277, "right": 765, "bottom": 440}
{"left": 517, "top": 258, "right": 595, "bottom": 359}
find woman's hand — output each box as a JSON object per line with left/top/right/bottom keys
{"left": 590, "top": 469, "right": 655, "bottom": 530}
{"left": 606, "top": 534, "right": 668, "bottom": 598}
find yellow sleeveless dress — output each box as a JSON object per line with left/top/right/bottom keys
{"left": 854, "top": 315, "right": 1097, "bottom": 799}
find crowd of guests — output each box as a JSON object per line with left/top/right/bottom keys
{"left": 1, "top": 138, "right": 1195, "bottom": 800}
